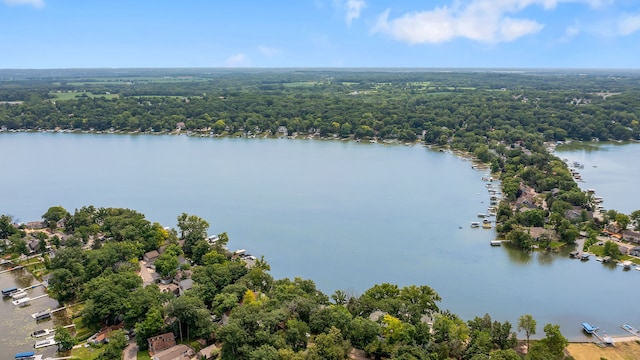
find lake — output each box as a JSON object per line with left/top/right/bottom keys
{"left": 0, "top": 132, "right": 639, "bottom": 355}
{"left": 554, "top": 141, "right": 640, "bottom": 215}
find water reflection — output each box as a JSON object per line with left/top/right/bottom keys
{"left": 503, "top": 244, "right": 533, "bottom": 264}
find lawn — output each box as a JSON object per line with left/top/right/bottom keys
{"left": 137, "top": 350, "right": 152, "bottom": 360}
{"left": 71, "top": 344, "right": 105, "bottom": 360}
{"left": 49, "top": 91, "right": 119, "bottom": 101}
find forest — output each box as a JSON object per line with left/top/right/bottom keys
{"left": 1, "top": 207, "right": 565, "bottom": 360}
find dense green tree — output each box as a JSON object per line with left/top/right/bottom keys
{"left": 0, "top": 214, "right": 17, "bottom": 239}
{"left": 307, "top": 326, "right": 350, "bottom": 360}
{"left": 518, "top": 314, "right": 537, "bottom": 351}
{"left": 166, "top": 295, "right": 213, "bottom": 341}
{"left": 135, "top": 306, "right": 165, "bottom": 350}
{"left": 54, "top": 326, "right": 75, "bottom": 351}
{"left": 42, "top": 205, "right": 69, "bottom": 229}
{"left": 176, "top": 212, "right": 209, "bottom": 255}
{"left": 98, "top": 329, "right": 128, "bottom": 360}
{"left": 154, "top": 252, "right": 179, "bottom": 279}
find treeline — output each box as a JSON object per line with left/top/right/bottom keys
{"left": 1, "top": 71, "right": 640, "bottom": 143}
{"left": 1, "top": 206, "right": 572, "bottom": 360}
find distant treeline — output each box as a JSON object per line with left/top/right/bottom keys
{"left": 1, "top": 71, "right": 639, "bottom": 145}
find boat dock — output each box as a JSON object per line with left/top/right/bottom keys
{"left": 0, "top": 265, "right": 23, "bottom": 275}
{"left": 12, "top": 293, "right": 48, "bottom": 306}
{"left": 621, "top": 324, "right": 640, "bottom": 338}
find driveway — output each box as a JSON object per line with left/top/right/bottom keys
{"left": 123, "top": 341, "right": 139, "bottom": 360}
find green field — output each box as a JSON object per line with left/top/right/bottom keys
{"left": 50, "top": 91, "right": 119, "bottom": 101}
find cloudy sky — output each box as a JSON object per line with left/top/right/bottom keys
{"left": 1, "top": 0, "right": 638, "bottom": 68}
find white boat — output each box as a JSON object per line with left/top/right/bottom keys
{"left": 635, "top": 267, "right": 640, "bottom": 271}
{"left": 32, "top": 328, "right": 54, "bottom": 338}
{"left": 11, "top": 291, "right": 28, "bottom": 300}
{"left": 471, "top": 222, "right": 480, "bottom": 228}
{"left": 34, "top": 335, "right": 58, "bottom": 349}
{"left": 477, "top": 213, "right": 486, "bottom": 218}
{"left": 12, "top": 297, "right": 31, "bottom": 307}
{"left": 596, "top": 257, "right": 604, "bottom": 262}
{"left": 490, "top": 240, "right": 502, "bottom": 246}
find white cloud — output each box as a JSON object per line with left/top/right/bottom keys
{"left": 558, "top": 23, "right": 581, "bottom": 42}
{"left": 345, "top": 0, "right": 366, "bottom": 25}
{"left": 224, "top": 53, "right": 249, "bottom": 67}
{"left": 373, "top": 0, "right": 612, "bottom": 44}
{"left": 616, "top": 13, "right": 640, "bottom": 36}
{"left": 2, "top": 0, "right": 44, "bottom": 8}
{"left": 258, "top": 45, "right": 280, "bottom": 57}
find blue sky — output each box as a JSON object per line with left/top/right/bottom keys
{"left": 1, "top": 0, "right": 639, "bottom": 68}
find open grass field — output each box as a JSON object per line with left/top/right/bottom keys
{"left": 567, "top": 341, "right": 640, "bottom": 360}
{"left": 50, "top": 91, "right": 119, "bottom": 101}
{"left": 71, "top": 345, "right": 105, "bottom": 360}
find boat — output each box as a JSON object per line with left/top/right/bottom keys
{"left": 490, "top": 240, "right": 502, "bottom": 246}
{"left": 34, "top": 335, "right": 58, "bottom": 349}
{"left": 596, "top": 257, "right": 604, "bottom": 262}
{"left": 582, "top": 322, "right": 598, "bottom": 334}
{"left": 470, "top": 222, "right": 480, "bottom": 228}
{"left": 482, "top": 222, "right": 492, "bottom": 229}
{"left": 2, "top": 286, "right": 18, "bottom": 297}
{"left": 477, "top": 213, "right": 486, "bottom": 218}
{"left": 636, "top": 267, "right": 640, "bottom": 271}
{"left": 32, "top": 328, "right": 54, "bottom": 337}
{"left": 33, "top": 309, "right": 51, "bottom": 321}
{"left": 15, "top": 351, "right": 35, "bottom": 360}
{"left": 12, "top": 297, "right": 31, "bottom": 307}
{"left": 11, "top": 291, "right": 28, "bottom": 300}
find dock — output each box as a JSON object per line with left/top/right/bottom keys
{"left": 621, "top": 324, "right": 640, "bottom": 338}
{"left": 12, "top": 293, "right": 48, "bottom": 306}
{"left": 0, "top": 265, "right": 23, "bottom": 275}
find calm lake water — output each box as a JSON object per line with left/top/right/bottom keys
{"left": 0, "top": 132, "right": 639, "bottom": 353}
{"left": 0, "top": 265, "right": 63, "bottom": 360}
{"left": 554, "top": 141, "right": 640, "bottom": 215}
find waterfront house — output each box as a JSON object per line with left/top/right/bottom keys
{"left": 622, "top": 230, "right": 640, "bottom": 243}
{"left": 144, "top": 250, "right": 160, "bottom": 263}
{"left": 148, "top": 332, "right": 176, "bottom": 355}
{"left": 629, "top": 247, "right": 640, "bottom": 257}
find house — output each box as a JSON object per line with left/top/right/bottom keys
{"left": 162, "top": 284, "right": 180, "bottom": 296}
{"left": 148, "top": 332, "right": 176, "bottom": 355}
{"left": 178, "top": 279, "right": 193, "bottom": 296}
{"left": 622, "top": 230, "right": 640, "bottom": 243}
{"left": 605, "top": 223, "right": 621, "bottom": 234}
{"left": 151, "top": 344, "right": 194, "bottom": 360}
{"left": 176, "top": 122, "right": 185, "bottom": 130}
{"left": 25, "top": 221, "right": 46, "bottom": 229}
{"left": 28, "top": 239, "right": 40, "bottom": 253}
{"left": 144, "top": 250, "right": 160, "bottom": 263}
{"left": 629, "top": 246, "right": 640, "bottom": 257}
{"left": 197, "top": 344, "right": 219, "bottom": 359}
{"left": 527, "top": 227, "right": 555, "bottom": 242}
{"left": 277, "top": 126, "right": 288, "bottom": 136}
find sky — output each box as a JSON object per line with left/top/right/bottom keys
{"left": 0, "top": 0, "right": 639, "bottom": 68}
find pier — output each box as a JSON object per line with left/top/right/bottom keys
{"left": 621, "top": 324, "right": 640, "bottom": 338}
{"left": 0, "top": 265, "right": 23, "bottom": 275}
